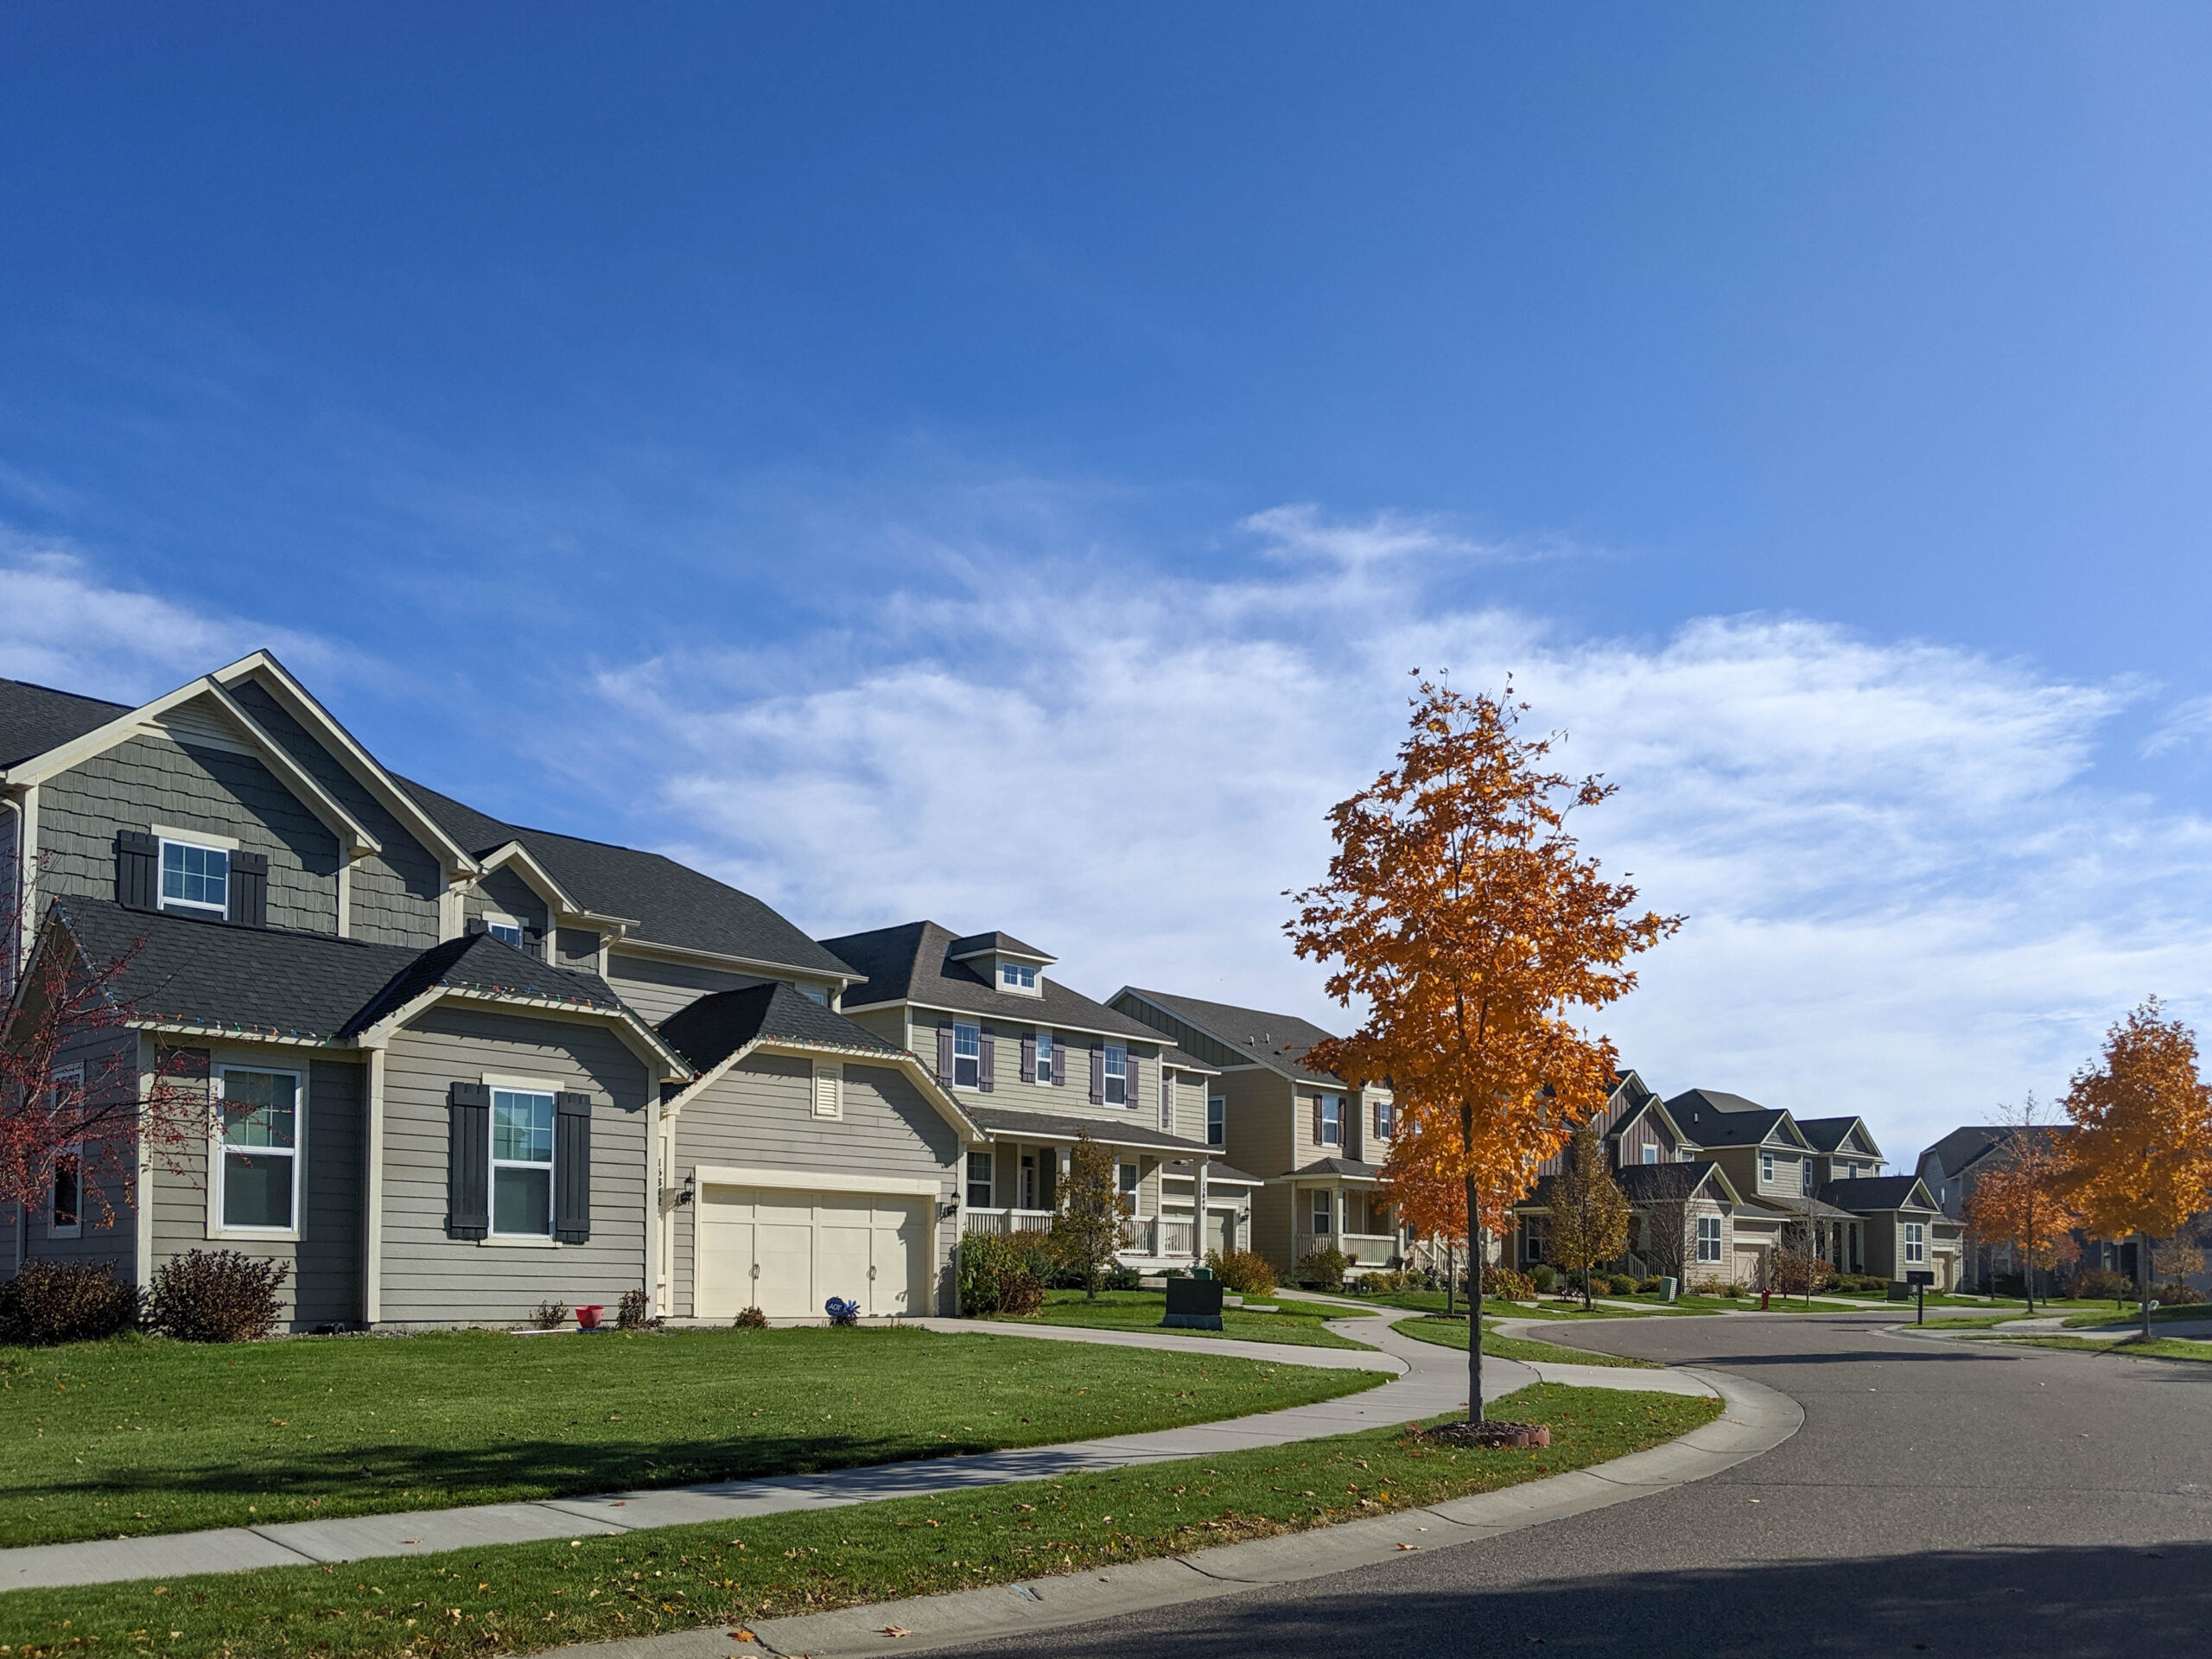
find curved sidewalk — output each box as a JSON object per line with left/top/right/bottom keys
{"left": 0, "top": 1311, "right": 1680, "bottom": 1593}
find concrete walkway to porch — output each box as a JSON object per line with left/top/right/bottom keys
{"left": 0, "top": 1310, "right": 1712, "bottom": 1593}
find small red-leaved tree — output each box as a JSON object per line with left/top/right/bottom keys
{"left": 2, "top": 867, "right": 204, "bottom": 1231}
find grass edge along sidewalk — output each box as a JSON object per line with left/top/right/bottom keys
{"left": 0, "top": 1383, "right": 1719, "bottom": 1659}
{"left": 1392, "top": 1315, "right": 1663, "bottom": 1369}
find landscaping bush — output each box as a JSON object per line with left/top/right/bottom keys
{"left": 1606, "top": 1274, "right": 1637, "bottom": 1296}
{"left": 145, "top": 1250, "right": 288, "bottom": 1343}
{"left": 533, "top": 1300, "right": 569, "bottom": 1330}
{"left": 1295, "top": 1246, "right": 1351, "bottom": 1292}
{"left": 2155, "top": 1281, "right": 2207, "bottom": 1306}
{"left": 1637, "top": 1276, "right": 1662, "bottom": 1294}
{"left": 732, "top": 1306, "right": 769, "bottom": 1329}
{"left": 1206, "top": 1249, "right": 1279, "bottom": 1296}
{"left": 1103, "top": 1265, "right": 1141, "bottom": 1292}
{"left": 1484, "top": 1266, "right": 1535, "bottom": 1302}
{"left": 957, "top": 1231, "right": 1045, "bottom": 1315}
{"left": 1530, "top": 1264, "right": 1557, "bottom": 1294}
{"left": 0, "top": 1259, "right": 139, "bottom": 1345}
{"left": 2061, "top": 1267, "right": 2135, "bottom": 1304}
{"left": 616, "top": 1287, "right": 658, "bottom": 1329}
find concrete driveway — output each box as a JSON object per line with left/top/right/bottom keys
{"left": 953, "top": 1309, "right": 2212, "bottom": 1659}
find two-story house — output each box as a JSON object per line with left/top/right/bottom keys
{"left": 1107, "top": 988, "right": 1401, "bottom": 1275}
{"left": 1, "top": 654, "right": 977, "bottom": 1329}
{"left": 817, "top": 924, "right": 1253, "bottom": 1269}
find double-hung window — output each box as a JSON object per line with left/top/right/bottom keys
{"left": 1374, "top": 1098, "right": 1394, "bottom": 1138}
{"left": 1643, "top": 1143, "right": 1659, "bottom": 1165}
{"left": 966, "top": 1149, "right": 994, "bottom": 1211}
{"left": 1760, "top": 1151, "right": 1776, "bottom": 1185}
{"left": 1103, "top": 1044, "right": 1128, "bottom": 1106}
{"left": 1312, "top": 1192, "right": 1332, "bottom": 1234}
{"left": 1207, "top": 1095, "right": 1226, "bottom": 1147}
{"left": 48, "top": 1067, "right": 82, "bottom": 1240}
{"left": 1159, "top": 1073, "right": 1173, "bottom": 1132}
{"left": 953, "top": 1024, "right": 982, "bottom": 1089}
{"left": 1696, "top": 1215, "right": 1723, "bottom": 1263}
{"left": 1802, "top": 1161, "right": 1815, "bottom": 1196}
{"left": 1034, "top": 1029, "right": 1054, "bottom": 1087}
{"left": 217, "top": 1066, "right": 301, "bottom": 1233}
{"left": 1904, "top": 1222, "right": 1926, "bottom": 1265}
{"left": 1319, "top": 1093, "right": 1343, "bottom": 1147}
{"left": 160, "top": 837, "right": 230, "bottom": 916}
{"left": 491, "top": 1088, "right": 556, "bottom": 1236}
{"left": 1000, "top": 962, "right": 1037, "bottom": 991}
{"left": 1118, "top": 1162, "right": 1140, "bottom": 1212}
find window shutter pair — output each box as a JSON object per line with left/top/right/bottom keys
{"left": 554, "top": 1092, "right": 593, "bottom": 1243}
{"left": 115, "top": 830, "right": 157, "bottom": 911}
{"left": 229, "top": 851, "right": 269, "bottom": 928}
{"left": 1088, "top": 1046, "right": 1104, "bottom": 1105}
{"left": 446, "top": 1083, "right": 491, "bottom": 1239}
{"left": 936, "top": 1023, "right": 954, "bottom": 1085}
{"left": 978, "top": 1035, "right": 995, "bottom": 1093}
{"left": 1019, "top": 1034, "right": 1036, "bottom": 1084}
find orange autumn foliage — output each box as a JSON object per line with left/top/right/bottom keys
{"left": 1959, "top": 1099, "right": 2079, "bottom": 1313}
{"left": 1287, "top": 679, "right": 1679, "bottom": 1419}
{"left": 2061, "top": 1000, "right": 2212, "bottom": 1248}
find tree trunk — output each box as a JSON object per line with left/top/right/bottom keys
{"left": 1465, "top": 1166, "right": 1484, "bottom": 1426}
{"left": 2140, "top": 1231, "right": 2153, "bottom": 1341}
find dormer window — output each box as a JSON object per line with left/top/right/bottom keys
{"left": 484, "top": 912, "right": 526, "bottom": 949}
{"left": 998, "top": 961, "right": 1040, "bottom": 995}
{"left": 160, "top": 836, "right": 229, "bottom": 915}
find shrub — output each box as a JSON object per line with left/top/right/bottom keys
{"left": 1206, "top": 1249, "right": 1280, "bottom": 1296}
{"left": 533, "top": 1300, "right": 569, "bottom": 1331}
{"left": 1530, "top": 1264, "right": 1557, "bottom": 1294}
{"left": 732, "top": 1306, "right": 769, "bottom": 1329}
{"left": 0, "top": 1260, "right": 139, "bottom": 1346}
{"left": 2155, "top": 1281, "right": 2207, "bottom": 1306}
{"left": 1296, "top": 1247, "right": 1351, "bottom": 1292}
{"left": 1484, "top": 1266, "right": 1535, "bottom": 1302}
{"left": 616, "top": 1287, "right": 658, "bottom": 1330}
{"left": 146, "top": 1250, "right": 288, "bottom": 1343}
{"left": 1103, "top": 1265, "right": 1141, "bottom": 1293}
{"left": 2062, "top": 1266, "right": 2135, "bottom": 1303}
{"left": 959, "top": 1232, "right": 1046, "bottom": 1315}
{"left": 1606, "top": 1274, "right": 1637, "bottom": 1296}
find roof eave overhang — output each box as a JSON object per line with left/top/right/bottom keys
{"left": 663, "top": 1034, "right": 980, "bottom": 1140}
{"left": 612, "top": 934, "right": 863, "bottom": 988}
{"left": 844, "top": 995, "right": 1166, "bottom": 1048}
{"left": 353, "top": 983, "right": 692, "bottom": 1079}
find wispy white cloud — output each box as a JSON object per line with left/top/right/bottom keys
{"left": 586, "top": 507, "right": 2209, "bottom": 1164}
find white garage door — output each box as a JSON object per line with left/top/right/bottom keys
{"left": 696, "top": 1185, "right": 929, "bottom": 1319}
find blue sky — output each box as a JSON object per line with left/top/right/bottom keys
{"left": 7, "top": 5, "right": 2212, "bottom": 1158}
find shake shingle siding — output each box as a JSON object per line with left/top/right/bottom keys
{"left": 463, "top": 868, "right": 548, "bottom": 938}
{"left": 668, "top": 1057, "right": 958, "bottom": 1318}
{"left": 378, "top": 1007, "right": 650, "bottom": 1326}
{"left": 37, "top": 735, "right": 340, "bottom": 933}
{"left": 226, "top": 680, "right": 442, "bottom": 948}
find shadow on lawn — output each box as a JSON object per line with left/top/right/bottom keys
{"left": 1022, "top": 1541, "right": 2212, "bottom": 1659}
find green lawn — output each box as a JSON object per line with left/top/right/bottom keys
{"left": 1392, "top": 1316, "right": 1663, "bottom": 1369}
{"left": 0, "top": 1326, "right": 1379, "bottom": 1549}
{"left": 988, "top": 1289, "right": 1364, "bottom": 1349}
{"left": 1963, "top": 1333, "right": 2212, "bottom": 1362}
{"left": 2059, "top": 1303, "right": 2212, "bottom": 1329}
{"left": 0, "top": 1383, "right": 1719, "bottom": 1659}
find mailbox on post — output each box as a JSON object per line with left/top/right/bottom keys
{"left": 1905, "top": 1268, "right": 1936, "bottom": 1325}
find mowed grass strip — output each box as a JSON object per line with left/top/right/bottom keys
{"left": 0, "top": 1383, "right": 1718, "bottom": 1659}
{"left": 0, "top": 1326, "right": 1378, "bottom": 1548}
{"left": 1963, "top": 1333, "right": 2212, "bottom": 1362}
{"left": 1391, "top": 1316, "right": 1663, "bottom": 1369}
{"left": 995, "top": 1289, "right": 1363, "bottom": 1348}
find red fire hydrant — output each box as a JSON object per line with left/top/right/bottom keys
{"left": 1759, "top": 1288, "right": 1770, "bottom": 1312}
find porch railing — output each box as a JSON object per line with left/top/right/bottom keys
{"left": 1116, "top": 1216, "right": 1198, "bottom": 1257}
{"left": 963, "top": 1208, "right": 1056, "bottom": 1237}
{"left": 1295, "top": 1231, "right": 1400, "bottom": 1268}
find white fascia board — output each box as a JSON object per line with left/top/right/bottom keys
{"left": 946, "top": 944, "right": 1058, "bottom": 966}
{"left": 196, "top": 680, "right": 384, "bottom": 857}
{"left": 476, "top": 841, "right": 588, "bottom": 918}
{"left": 852, "top": 996, "right": 1168, "bottom": 1050}
{"left": 692, "top": 1164, "right": 944, "bottom": 1199}
{"left": 663, "top": 1036, "right": 979, "bottom": 1140}
{"left": 358, "top": 982, "right": 691, "bottom": 1082}
{"left": 613, "top": 936, "right": 860, "bottom": 987}
{"left": 211, "top": 652, "right": 481, "bottom": 877}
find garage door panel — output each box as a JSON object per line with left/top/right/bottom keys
{"left": 693, "top": 1184, "right": 930, "bottom": 1322}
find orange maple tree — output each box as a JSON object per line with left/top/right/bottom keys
{"left": 1288, "top": 678, "right": 1680, "bottom": 1426}
{"left": 2059, "top": 999, "right": 2212, "bottom": 1339}
{"left": 1959, "top": 1096, "right": 2079, "bottom": 1315}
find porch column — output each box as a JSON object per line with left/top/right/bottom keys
{"left": 1195, "top": 1159, "right": 1210, "bottom": 1264}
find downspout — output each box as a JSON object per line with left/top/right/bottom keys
{"left": 362, "top": 1044, "right": 385, "bottom": 1327}
{"left": 1, "top": 791, "right": 22, "bottom": 995}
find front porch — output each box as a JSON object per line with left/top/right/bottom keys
{"left": 1287, "top": 1166, "right": 1404, "bottom": 1274}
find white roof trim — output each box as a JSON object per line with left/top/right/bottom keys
{"left": 612, "top": 935, "right": 860, "bottom": 987}
{"left": 661, "top": 1034, "right": 981, "bottom": 1141}
{"left": 843, "top": 995, "right": 1166, "bottom": 1049}
{"left": 692, "top": 1164, "right": 943, "bottom": 1199}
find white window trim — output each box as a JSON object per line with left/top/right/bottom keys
{"left": 1034, "top": 1027, "right": 1055, "bottom": 1087}
{"left": 1319, "top": 1092, "right": 1344, "bottom": 1147}
{"left": 811, "top": 1061, "right": 843, "bottom": 1121}
{"left": 1760, "top": 1151, "right": 1775, "bottom": 1184}
{"left": 952, "top": 1023, "right": 982, "bottom": 1090}
{"left": 158, "top": 833, "right": 233, "bottom": 917}
{"left": 151, "top": 823, "right": 241, "bottom": 851}
{"left": 1904, "top": 1222, "right": 1927, "bottom": 1264}
{"left": 48, "top": 1065, "right": 83, "bottom": 1240}
{"left": 210, "top": 1064, "right": 305, "bottom": 1241}
{"left": 1103, "top": 1043, "right": 1128, "bottom": 1107}
{"left": 1695, "top": 1214, "right": 1724, "bottom": 1263}
{"left": 996, "top": 960, "right": 1041, "bottom": 995}
{"left": 1642, "top": 1144, "right": 1659, "bottom": 1165}
{"left": 1207, "top": 1094, "right": 1227, "bottom": 1147}
{"left": 1159, "top": 1073, "right": 1173, "bottom": 1132}
{"left": 481, "top": 910, "right": 527, "bottom": 947}
{"left": 488, "top": 1084, "right": 558, "bottom": 1241}
{"left": 965, "top": 1149, "right": 994, "bottom": 1210}
{"left": 1312, "top": 1192, "right": 1332, "bottom": 1233}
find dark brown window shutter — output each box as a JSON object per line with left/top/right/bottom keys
{"left": 1123, "top": 1054, "right": 1140, "bottom": 1109}
{"left": 116, "top": 830, "right": 157, "bottom": 911}
{"left": 447, "top": 1083, "right": 490, "bottom": 1239}
{"left": 228, "top": 850, "right": 268, "bottom": 928}
{"left": 936, "top": 1023, "right": 954, "bottom": 1084}
{"left": 1089, "top": 1046, "right": 1105, "bottom": 1106}
{"left": 1020, "top": 1033, "right": 1036, "bottom": 1084}
{"left": 1311, "top": 1096, "right": 1324, "bottom": 1144}
{"left": 554, "top": 1091, "right": 593, "bottom": 1243}
{"left": 978, "top": 1034, "right": 995, "bottom": 1093}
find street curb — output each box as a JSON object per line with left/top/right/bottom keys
{"left": 546, "top": 1369, "right": 1800, "bottom": 1659}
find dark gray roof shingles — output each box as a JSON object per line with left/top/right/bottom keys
{"left": 659, "top": 982, "right": 903, "bottom": 1073}
{"left": 963, "top": 1104, "right": 1211, "bottom": 1153}
{"left": 0, "top": 679, "right": 131, "bottom": 769}
{"left": 1117, "top": 987, "right": 1347, "bottom": 1084}
{"left": 823, "top": 921, "right": 1166, "bottom": 1041}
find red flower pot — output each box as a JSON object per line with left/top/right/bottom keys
{"left": 575, "top": 1304, "right": 605, "bottom": 1331}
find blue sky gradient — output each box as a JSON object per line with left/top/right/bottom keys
{"left": 6, "top": 6, "right": 2212, "bottom": 1154}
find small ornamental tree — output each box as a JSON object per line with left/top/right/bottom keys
{"left": 1289, "top": 678, "right": 1680, "bottom": 1429}
{"left": 1548, "top": 1122, "right": 1630, "bottom": 1310}
{"left": 3, "top": 866, "right": 203, "bottom": 1227}
{"left": 1049, "top": 1130, "right": 1124, "bottom": 1300}
{"left": 1960, "top": 1096, "right": 2081, "bottom": 1313}
{"left": 2060, "top": 1000, "right": 2212, "bottom": 1340}
{"left": 1637, "top": 1162, "right": 1700, "bottom": 1286}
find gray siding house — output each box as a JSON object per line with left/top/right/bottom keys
{"left": 1, "top": 652, "right": 975, "bottom": 1327}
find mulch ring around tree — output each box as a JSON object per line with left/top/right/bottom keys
{"left": 1406, "top": 1419, "right": 1551, "bottom": 1448}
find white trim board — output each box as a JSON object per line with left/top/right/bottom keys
{"left": 691, "top": 1165, "right": 944, "bottom": 1199}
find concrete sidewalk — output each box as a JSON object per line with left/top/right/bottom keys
{"left": 0, "top": 1312, "right": 1571, "bottom": 1593}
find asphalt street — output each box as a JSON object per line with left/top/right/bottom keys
{"left": 958, "top": 1310, "right": 2212, "bottom": 1658}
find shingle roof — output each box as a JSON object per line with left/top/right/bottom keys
{"left": 962, "top": 1104, "right": 1211, "bottom": 1154}
{"left": 48, "top": 897, "right": 644, "bottom": 1051}
{"left": 1519, "top": 1159, "right": 1732, "bottom": 1211}
{"left": 658, "top": 982, "right": 904, "bottom": 1073}
{"left": 1796, "top": 1115, "right": 1881, "bottom": 1157}
{"left": 946, "top": 931, "right": 1054, "bottom": 963}
{"left": 1116, "top": 987, "right": 1347, "bottom": 1084}
{"left": 1286, "top": 1156, "right": 1382, "bottom": 1180}
{"left": 397, "top": 777, "right": 852, "bottom": 979}
{"left": 1665, "top": 1090, "right": 1796, "bottom": 1145}
{"left": 1818, "top": 1176, "right": 1940, "bottom": 1214}
{"left": 823, "top": 921, "right": 1166, "bottom": 1042}
{"left": 1742, "top": 1193, "right": 1865, "bottom": 1224}
{"left": 0, "top": 678, "right": 130, "bottom": 769}
{"left": 1160, "top": 1157, "right": 1266, "bottom": 1185}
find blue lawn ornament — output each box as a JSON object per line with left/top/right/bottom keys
{"left": 824, "top": 1296, "right": 860, "bottom": 1326}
